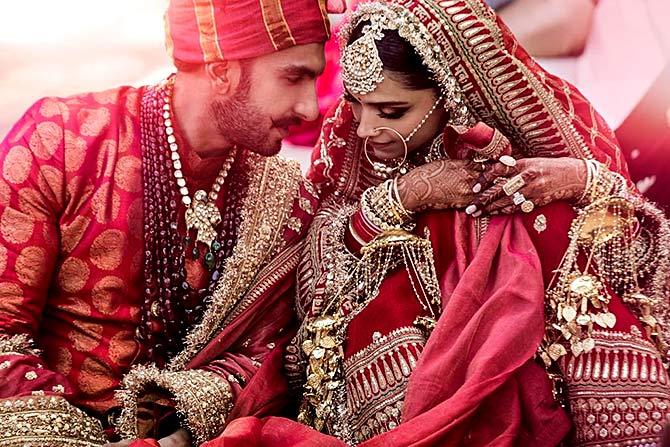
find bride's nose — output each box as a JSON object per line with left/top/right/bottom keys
{"left": 356, "top": 111, "right": 382, "bottom": 140}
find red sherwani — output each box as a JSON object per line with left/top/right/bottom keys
{"left": 0, "top": 85, "right": 317, "bottom": 445}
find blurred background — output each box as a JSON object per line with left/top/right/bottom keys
{"left": 1, "top": 0, "right": 669, "bottom": 206}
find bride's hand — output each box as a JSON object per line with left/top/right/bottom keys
{"left": 465, "top": 157, "right": 587, "bottom": 215}
{"left": 396, "top": 159, "right": 484, "bottom": 212}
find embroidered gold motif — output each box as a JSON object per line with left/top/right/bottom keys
{"left": 116, "top": 365, "right": 233, "bottom": 444}
{"left": 57, "top": 257, "right": 91, "bottom": 294}
{"left": 77, "top": 357, "right": 115, "bottom": 396}
{"left": 303, "top": 180, "right": 320, "bottom": 200}
{"left": 3, "top": 145, "right": 32, "bottom": 184}
{"left": 77, "top": 107, "right": 111, "bottom": 138}
{"left": 287, "top": 217, "right": 302, "bottom": 233}
{"left": 1, "top": 208, "right": 35, "bottom": 245}
{"left": 343, "top": 327, "right": 426, "bottom": 444}
{"left": 0, "top": 334, "right": 40, "bottom": 356}
{"left": 299, "top": 197, "right": 314, "bottom": 215}
{"left": 15, "top": 246, "right": 47, "bottom": 288}
{"left": 89, "top": 229, "right": 127, "bottom": 271}
{"left": 0, "top": 395, "right": 107, "bottom": 446}
{"left": 30, "top": 121, "right": 63, "bottom": 160}
{"left": 534, "top": 214, "right": 548, "bottom": 233}
{"left": 168, "top": 154, "right": 302, "bottom": 370}
{"left": 558, "top": 330, "right": 670, "bottom": 446}
{"left": 113, "top": 155, "right": 142, "bottom": 193}
{"left": 64, "top": 130, "right": 87, "bottom": 173}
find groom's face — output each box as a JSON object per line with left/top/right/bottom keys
{"left": 211, "top": 43, "right": 326, "bottom": 156}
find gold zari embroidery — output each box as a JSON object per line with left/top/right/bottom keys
{"left": 0, "top": 395, "right": 106, "bottom": 446}
{"left": 344, "top": 327, "right": 425, "bottom": 444}
{"left": 298, "top": 217, "right": 441, "bottom": 440}
{"left": 116, "top": 365, "right": 233, "bottom": 444}
{"left": 169, "top": 154, "right": 302, "bottom": 370}
{"left": 559, "top": 330, "right": 670, "bottom": 446}
{"left": 0, "top": 333, "right": 41, "bottom": 357}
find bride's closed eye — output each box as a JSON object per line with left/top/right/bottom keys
{"left": 378, "top": 108, "right": 408, "bottom": 120}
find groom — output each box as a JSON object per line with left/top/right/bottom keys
{"left": 0, "top": 0, "right": 345, "bottom": 445}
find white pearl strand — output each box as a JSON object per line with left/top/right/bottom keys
{"left": 161, "top": 79, "right": 237, "bottom": 208}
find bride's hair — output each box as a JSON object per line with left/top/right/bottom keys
{"left": 348, "top": 20, "right": 439, "bottom": 92}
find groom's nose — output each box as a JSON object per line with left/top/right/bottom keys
{"left": 293, "top": 83, "right": 320, "bottom": 122}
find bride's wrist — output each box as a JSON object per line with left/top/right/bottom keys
{"left": 395, "top": 176, "right": 419, "bottom": 212}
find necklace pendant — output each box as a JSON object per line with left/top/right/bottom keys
{"left": 185, "top": 190, "right": 221, "bottom": 248}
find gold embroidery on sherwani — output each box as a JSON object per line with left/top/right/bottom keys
{"left": 58, "top": 257, "right": 90, "bottom": 294}
{"left": 0, "top": 395, "right": 107, "bottom": 446}
{"left": 39, "top": 98, "right": 70, "bottom": 122}
{"left": 89, "top": 229, "right": 127, "bottom": 271}
{"left": 0, "top": 245, "right": 7, "bottom": 277}
{"left": 15, "top": 246, "right": 47, "bottom": 287}
{"left": 168, "top": 154, "right": 302, "bottom": 370}
{"left": 0, "top": 208, "right": 34, "bottom": 244}
{"left": 117, "top": 365, "right": 233, "bottom": 444}
{"left": 30, "top": 121, "right": 62, "bottom": 160}
{"left": 77, "top": 107, "right": 111, "bottom": 138}
{"left": 64, "top": 130, "right": 88, "bottom": 173}
{"left": 116, "top": 151, "right": 303, "bottom": 441}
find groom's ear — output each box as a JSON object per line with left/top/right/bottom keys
{"left": 205, "top": 60, "right": 243, "bottom": 97}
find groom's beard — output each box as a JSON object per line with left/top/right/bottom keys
{"left": 210, "top": 73, "right": 300, "bottom": 157}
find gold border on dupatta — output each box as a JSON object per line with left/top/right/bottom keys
{"left": 422, "top": 0, "right": 592, "bottom": 159}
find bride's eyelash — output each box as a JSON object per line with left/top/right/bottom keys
{"left": 344, "top": 91, "right": 407, "bottom": 119}
{"left": 378, "top": 109, "right": 407, "bottom": 119}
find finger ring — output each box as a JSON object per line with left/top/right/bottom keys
{"left": 499, "top": 155, "right": 517, "bottom": 167}
{"left": 503, "top": 174, "right": 525, "bottom": 196}
{"left": 521, "top": 200, "right": 535, "bottom": 213}
{"left": 512, "top": 191, "right": 526, "bottom": 206}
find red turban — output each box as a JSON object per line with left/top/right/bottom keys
{"left": 165, "top": 0, "right": 344, "bottom": 64}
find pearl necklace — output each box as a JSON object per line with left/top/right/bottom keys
{"left": 161, "top": 77, "right": 237, "bottom": 248}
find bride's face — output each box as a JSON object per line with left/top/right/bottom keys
{"left": 345, "top": 71, "right": 447, "bottom": 160}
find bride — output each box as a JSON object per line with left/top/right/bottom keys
{"left": 207, "top": 1, "right": 670, "bottom": 446}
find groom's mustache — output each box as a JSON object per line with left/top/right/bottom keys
{"left": 273, "top": 116, "right": 304, "bottom": 128}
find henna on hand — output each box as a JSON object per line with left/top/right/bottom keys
{"left": 470, "top": 157, "right": 587, "bottom": 215}
{"left": 397, "top": 159, "right": 481, "bottom": 212}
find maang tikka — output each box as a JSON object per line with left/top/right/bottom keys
{"left": 341, "top": 20, "right": 386, "bottom": 95}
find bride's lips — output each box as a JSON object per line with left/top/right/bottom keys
{"left": 368, "top": 140, "right": 393, "bottom": 149}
